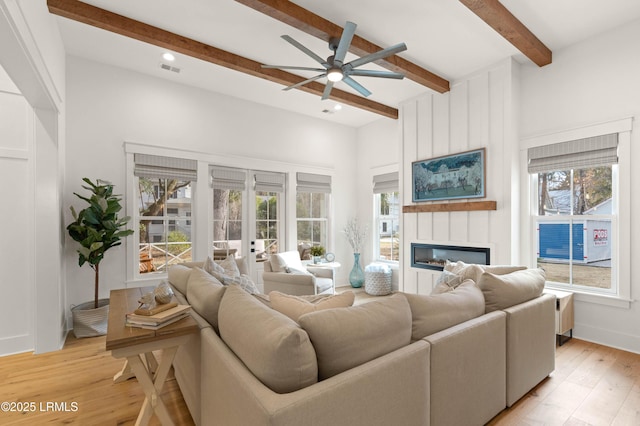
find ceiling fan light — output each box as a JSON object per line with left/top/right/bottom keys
{"left": 327, "top": 68, "right": 343, "bottom": 82}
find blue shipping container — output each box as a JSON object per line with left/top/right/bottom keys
{"left": 538, "top": 223, "right": 584, "bottom": 261}
{"left": 538, "top": 220, "right": 611, "bottom": 263}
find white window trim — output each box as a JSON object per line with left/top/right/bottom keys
{"left": 519, "top": 117, "right": 632, "bottom": 309}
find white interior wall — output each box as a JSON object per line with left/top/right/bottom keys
{"left": 65, "top": 55, "right": 359, "bottom": 310}
{"left": 0, "top": 65, "right": 33, "bottom": 355}
{"left": 0, "top": 0, "right": 66, "bottom": 355}
{"left": 355, "top": 117, "right": 401, "bottom": 288}
{"left": 399, "top": 59, "right": 519, "bottom": 295}
{"left": 519, "top": 19, "right": 640, "bottom": 353}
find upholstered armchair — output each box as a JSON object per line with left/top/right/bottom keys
{"left": 262, "top": 250, "right": 335, "bottom": 296}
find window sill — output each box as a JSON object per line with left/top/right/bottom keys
{"left": 544, "top": 284, "right": 632, "bottom": 309}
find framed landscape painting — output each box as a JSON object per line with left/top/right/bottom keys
{"left": 412, "top": 148, "right": 486, "bottom": 202}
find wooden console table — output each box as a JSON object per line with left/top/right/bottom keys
{"left": 106, "top": 287, "right": 198, "bottom": 426}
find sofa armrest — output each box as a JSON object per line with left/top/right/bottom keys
{"left": 201, "top": 328, "right": 431, "bottom": 426}
{"left": 503, "top": 293, "right": 556, "bottom": 406}
{"left": 262, "top": 271, "right": 317, "bottom": 296}
{"left": 305, "top": 266, "right": 334, "bottom": 280}
{"left": 423, "top": 311, "right": 506, "bottom": 426}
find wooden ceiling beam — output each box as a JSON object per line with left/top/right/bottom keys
{"left": 459, "top": 0, "right": 552, "bottom": 66}
{"left": 47, "top": 0, "right": 398, "bottom": 119}
{"left": 235, "top": 0, "right": 450, "bottom": 93}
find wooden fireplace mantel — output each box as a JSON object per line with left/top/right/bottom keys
{"left": 403, "top": 200, "right": 497, "bottom": 213}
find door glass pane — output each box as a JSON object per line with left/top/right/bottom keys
{"left": 213, "top": 188, "right": 243, "bottom": 257}
{"left": 256, "top": 191, "right": 279, "bottom": 260}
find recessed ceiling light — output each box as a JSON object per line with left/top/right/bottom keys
{"left": 334, "top": 104, "right": 342, "bottom": 111}
{"left": 162, "top": 52, "right": 175, "bottom": 61}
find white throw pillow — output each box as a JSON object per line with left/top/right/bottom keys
{"left": 217, "top": 255, "right": 241, "bottom": 277}
{"left": 270, "top": 251, "right": 304, "bottom": 272}
{"left": 431, "top": 270, "right": 465, "bottom": 294}
{"left": 223, "top": 274, "right": 259, "bottom": 294}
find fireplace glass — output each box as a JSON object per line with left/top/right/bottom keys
{"left": 411, "top": 243, "right": 490, "bottom": 271}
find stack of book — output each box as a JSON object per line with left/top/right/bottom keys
{"left": 126, "top": 304, "right": 191, "bottom": 330}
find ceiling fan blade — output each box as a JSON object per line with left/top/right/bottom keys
{"left": 348, "top": 42, "right": 407, "bottom": 69}
{"left": 284, "top": 73, "right": 326, "bottom": 91}
{"left": 348, "top": 69, "right": 405, "bottom": 79}
{"left": 343, "top": 76, "right": 372, "bottom": 97}
{"left": 262, "top": 65, "right": 326, "bottom": 72}
{"left": 281, "top": 35, "right": 328, "bottom": 66}
{"left": 321, "top": 81, "right": 335, "bottom": 100}
{"left": 334, "top": 21, "right": 357, "bottom": 65}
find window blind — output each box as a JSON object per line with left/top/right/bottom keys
{"left": 373, "top": 172, "right": 399, "bottom": 194}
{"left": 296, "top": 172, "right": 331, "bottom": 193}
{"left": 210, "top": 166, "right": 246, "bottom": 191}
{"left": 528, "top": 133, "right": 618, "bottom": 174}
{"left": 254, "top": 172, "right": 285, "bottom": 193}
{"left": 134, "top": 154, "right": 197, "bottom": 181}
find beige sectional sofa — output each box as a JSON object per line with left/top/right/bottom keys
{"left": 167, "top": 258, "right": 556, "bottom": 426}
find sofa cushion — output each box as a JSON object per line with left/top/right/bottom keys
{"left": 168, "top": 264, "right": 194, "bottom": 295}
{"left": 445, "top": 260, "right": 527, "bottom": 283}
{"left": 186, "top": 268, "right": 226, "bottom": 332}
{"left": 218, "top": 284, "right": 318, "bottom": 393}
{"left": 269, "top": 290, "right": 355, "bottom": 321}
{"left": 405, "top": 280, "right": 486, "bottom": 340}
{"left": 479, "top": 268, "right": 546, "bottom": 312}
{"left": 298, "top": 293, "right": 412, "bottom": 380}
{"left": 270, "top": 250, "right": 304, "bottom": 272}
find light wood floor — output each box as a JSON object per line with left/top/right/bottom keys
{"left": 1, "top": 330, "right": 639, "bottom": 425}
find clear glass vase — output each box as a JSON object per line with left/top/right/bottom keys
{"left": 349, "top": 252, "right": 365, "bottom": 288}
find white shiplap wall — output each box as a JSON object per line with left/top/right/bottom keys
{"left": 399, "top": 59, "right": 519, "bottom": 295}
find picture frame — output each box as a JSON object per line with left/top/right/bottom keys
{"left": 412, "top": 148, "right": 486, "bottom": 202}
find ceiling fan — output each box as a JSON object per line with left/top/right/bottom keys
{"left": 262, "top": 21, "right": 407, "bottom": 100}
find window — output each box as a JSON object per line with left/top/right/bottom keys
{"left": 134, "top": 154, "right": 196, "bottom": 274}
{"left": 373, "top": 172, "right": 399, "bottom": 262}
{"left": 529, "top": 134, "right": 617, "bottom": 293}
{"left": 296, "top": 172, "right": 331, "bottom": 257}
{"left": 254, "top": 172, "right": 285, "bottom": 259}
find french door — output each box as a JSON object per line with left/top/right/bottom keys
{"left": 210, "top": 166, "right": 285, "bottom": 284}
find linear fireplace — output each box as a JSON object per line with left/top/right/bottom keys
{"left": 411, "top": 243, "right": 490, "bottom": 271}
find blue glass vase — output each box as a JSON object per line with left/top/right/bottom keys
{"left": 349, "top": 253, "right": 365, "bottom": 288}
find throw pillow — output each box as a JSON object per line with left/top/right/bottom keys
{"left": 203, "top": 256, "right": 226, "bottom": 281}
{"left": 431, "top": 270, "right": 465, "bottom": 294}
{"left": 298, "top": 293, "right": 412, "bottom": 380}
{"left": 217, "top": 255, "right": 241, "bottom": 277}
{"left": 186, "top": 267, "right": 226, "bottom": 332}
{"left": 405, "top": 280, "right": 485, "bottom": 340}
{"left": 222, "top": 274, "right": 260, "bottom": 294}
{"left": 478, "top": 268, "right": 546, "bottom": 312}
{"left": 270, "top": 251, "right": 304, "bottom": 273}
{"left": 218, "top": 285, "right": 318, "bottom": 394}
{"left": 269, "top": 291, "right": 355, "bottom": 321}
{"left": 444, "top": 260, "right": 527, "bottom": 284}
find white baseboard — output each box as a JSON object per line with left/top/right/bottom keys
{"left": 574, "top": 322, "right": 640, "bottom": 355}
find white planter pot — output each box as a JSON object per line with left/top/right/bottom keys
{"left": 71, "top": 298, "right": 110, "bottom": 338}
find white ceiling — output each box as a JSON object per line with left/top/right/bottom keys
{"left": 54, "top": 0, "right": 640, "bottom": 127}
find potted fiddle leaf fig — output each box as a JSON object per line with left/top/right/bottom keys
{"left": 67, "top": 178, "right": 134, "bottom": 337}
